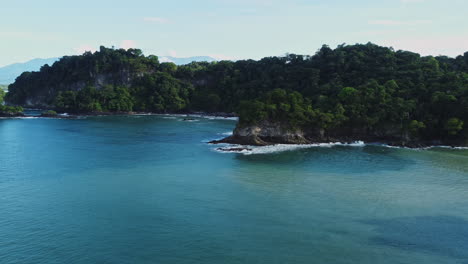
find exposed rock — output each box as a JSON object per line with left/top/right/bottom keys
{"left": 210, "top": 135, "right": 269, "bottom": 146}
{"left": 14, "top": 70, "right": 154, "bottom": 108}
{"left": 212, "top": 120, "right": 468, "bottom": 148}
{"left": 39, "top": 113, "right": 77, "bottom": 119}
{"left": 210, "top": 121, "right": 309, "bottom": 146}
{"left": 0, "top": 112, "right": 25, "bottom": 118}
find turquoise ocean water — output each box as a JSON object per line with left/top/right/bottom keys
{"left": 1, "top": 115, "right": 468, "bottom": 264}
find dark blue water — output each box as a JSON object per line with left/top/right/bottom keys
{"left": 1, "top": 115, "right": 468, "bottom": 264}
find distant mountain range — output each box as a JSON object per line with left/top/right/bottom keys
{"left": 159, "top": 56, "right": 217, "bottom": 65}
{"left": 0, "top": 58, "right": 59, "bottom": 85}
{"left": 0, "top": 56, "right": 217, "bottom": 85}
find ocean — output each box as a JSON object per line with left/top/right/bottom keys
{"left": 1, "top": 115, "right": 467, "bottom": 263}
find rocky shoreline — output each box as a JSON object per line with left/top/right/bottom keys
{"left": 210, "top": 136, "right": 468, "bottom": 151}
{"left": 209, "top": 121, "right": 468, "bottom": 150}
{"left": 5, "top": 109, "right": 467, "bottom": 149}
{"left": 0, "top": 112, "right": 25, "bottom": 118}
{"left": 2, "top": 109, "right": 238, "bottom": 120}
{"left": 63, "top": 111, "right": 238, "bottom": 119}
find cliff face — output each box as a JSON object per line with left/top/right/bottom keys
{"left": 5, "top": 47, "right": 160, "bottom": 108}
{"left": 14, "top": 69, "right": 147, "bottom": 108}
{"left": 213, "top": 121, "right": 310, "bottom": 146}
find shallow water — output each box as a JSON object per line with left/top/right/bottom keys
{"left": 1, "top": 115, "right": 468, "bottom": 264}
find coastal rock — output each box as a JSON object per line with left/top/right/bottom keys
{"left": 0, "top": 112, "right": 25, "bottom": 118}
{"left": 210, "top": 121, "right": 309, "bottom": 146}
{"left": 39, "top": 113, "right": 77, "bottom": 119}
{"left": 213, "top": 120, "right": 468, "bottom": 148}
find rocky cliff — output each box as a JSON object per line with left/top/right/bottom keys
{"left": 13, "top": 69, "right": 148, "bottom": 108}
{"left": 212, "top": 121, "right": 310, "bottom": 146}
{"left": 5, "top": 47, "right": 159, "bottom": 108}
{"left": 211, "top": 121, "right": 463, "bottom": 148}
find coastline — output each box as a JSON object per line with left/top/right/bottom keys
{"left": 0, "top": 112, "right": 25, "bottom": 118}
{"left": 208, "top": 120, "right": 468, "bottom": 150}
{"left": 6, "top": 109, "right": 467, "bottom": 150}
{"left": 2, "top": 109, "right": 239, "bottom": 120}
{"left": 210, "top": 138, "right": 468, "bottom": 154}
{"left": 209, "top": 134, "right": 468, "bottom": 150}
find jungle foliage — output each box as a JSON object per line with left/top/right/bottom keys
{"left": 5, "top": 43, "right": 468, "bottom": 140}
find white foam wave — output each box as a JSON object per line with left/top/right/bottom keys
{"left": 214, "top": 141, "right": 366, "bottom": 155}
{"left": 3, "top": 116, "right": 40, "bottom": 119}
{"left": 426, "top": 145, "right": 468, "bottom": 150}
{"left": 203, "top": 116, "right": 239, "bottom": 121}
{"left": 214, "top": 141, "right": 465, "bottom": 154}
{"left": 181, "top": 114, "right": 238, "bottom": 121}
{"left": 178, "top": 119, "right": 200, "bottom": 122}
{"left": 154, "top": 113, "right": 238, "bottom": 121}
{"left": 367, "top": 143, "right": 468, "bottom": 151}
{"left": 220, "top": 131, "right": 233, "bottom": 136}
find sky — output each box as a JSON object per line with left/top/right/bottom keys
{"left": 0, "top": 0, "right": 467, "bottom": 67}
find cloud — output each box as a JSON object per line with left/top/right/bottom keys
{"left": 143, "top": 17, "right": 169, "bottom": 24}
{"left": 120, "top": 40, "right": 136, "bottom": 50}
{"left": 74, "top": 44, "right": 97, "bottom": 54}
{"left": 168, "top": 50, "right": 178, "bottom": 57}
{"left": 381, "top": 35, "right": 468, "bottom": 57}
{"left": 369, "top": 20, "right": 432, "bottom": 26}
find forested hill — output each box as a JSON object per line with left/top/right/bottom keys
{"left": 0, "top": 58, "right": 59, "bottom": 85}
{"left": 5, "top": 43, "right": 468, "bottom": 145}
{"left": 0, "top": 89, "right": 23, "bottom": 116}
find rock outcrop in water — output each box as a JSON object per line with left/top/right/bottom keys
{"left": 211, "top": 121, "right": 309, "bottom": 146}
{"left": 211, "top": 121, "right": 466, "bottom": 148}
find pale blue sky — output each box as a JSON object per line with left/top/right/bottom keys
{"left": 1, "top": 0, "right": 467, "bottom": 66}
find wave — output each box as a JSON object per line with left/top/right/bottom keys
{"left": 201, "top": 132, "right": 233, "bottom": 143}
{"left": 0, "top": 116, "right": 39, "bottom": 119}
{"left": 213, "top": 140, "right": 468, "bottom": 155}
{"left": 220, "top": 131, "right": 233, "bottom": 136}
{"left": 214, "top": 141, "right": 366, "bottom": 155}
{"left": 202, "top": 116, "right": 239, "bottom": 121}
{"left": 424, "top": 145, "right": 468, "bottom": 150}
{"left": 180, "top": 114, "right": 238, "bottom": 121}
{"left": 368, "top": 143, "right": 468, "bottom": 151}
{"left": 154, "top": 113, "right": 238, "bottom": 121}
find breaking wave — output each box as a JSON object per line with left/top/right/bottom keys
{"left": 156, "top": 113, "right": 238, "bottom": 121}
{"left": 214, "top": 141, "right": 366, "bottom": 155}
{"left": 213, "top": 141, "right": 468, "bottom": 155}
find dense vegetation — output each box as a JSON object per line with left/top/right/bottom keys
{"left": 5, "top": 43, "right": 468, "bottom": 143}
{"left": 0, "top": 89, "right": 23, "bottom": 114}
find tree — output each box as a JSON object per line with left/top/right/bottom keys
{"left": 445, "top": 118, "right": 464, "bottom": 136}
{"left": 4, "top": 43, "right": 468, "bottom": 144}
{"left": 408, "top": 120, "right": 426, "bottom": 137}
